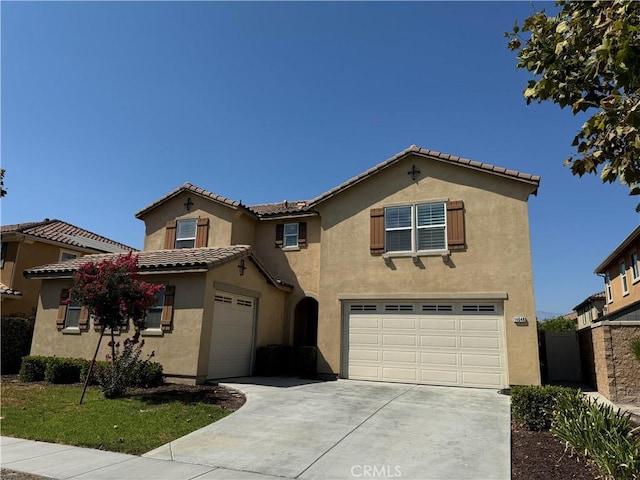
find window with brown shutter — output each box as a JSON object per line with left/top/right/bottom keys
{"left": 275, "top": 222, "right": 307, "bottom": 248}
{"left": 164, "top": 220, "right": 177, "bottom": 249}
{"left": 298, "top": 222, "right": 307, "bottom": 247}
{"left": 161, "top": 285, "right": 175, "bottom": 332}
{"left": 57, "top": 289, "right": 69, "bottom": 330}
{"left": 446, "top": 200, "right": 465, "bottom": 250}
{"left": 195, "top": 217, "right": 209, "bottom": 248}
{"left": 275, "top": 224, "right": 284, "bottom": 248}
{"left": 370, "top": 208, "right": 385, "bottom": 255}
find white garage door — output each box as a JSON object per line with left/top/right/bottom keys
{"left": 346, "top": 302, "right": 507, "bottom": 388}
{"left": 208, "top": 292, "right": 256, "bottom": 379}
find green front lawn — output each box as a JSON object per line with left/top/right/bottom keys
{"left": 0, "top": 383, "right": 232, "bottom": 455}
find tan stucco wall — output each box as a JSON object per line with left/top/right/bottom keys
{"left": 602, "top": 239, "right": 640, "bottom": 314}
{"left": 195, "top": 260, "right": 289, "bottom": 382}
{"left": 314, "top": 154, "right": 540, "bottom": 385}
{"left": 140, "top": 191, "right": 255, "bottom": 251}
{"left": 253, "top": 217, "right": 322, "bottom": 340}
{"left": 590, "top": 323, "right": 640, "bottom": 404}
{"left": 576, "top": 300, "right": 605, "bottom": 331}
{"left": 2, "top": 241, "right": 88, "bottom": 317}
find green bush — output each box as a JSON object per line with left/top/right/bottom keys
{"left": 551, "top": 390, "right": 640, "bottom": 480}
{"left": 296, "top": 346, "right": 317, "bottom": 379}
{"left": 132, "top": 361, "right": 164, "bottom": 388}
{"left": 537, "top": 316, "right": 576, "bottom": 332}
{"left": 80, "top": 360, "right": 112, "bottom": 386}
{"left": 18, "top": 356, "right": 48, "bottom": 382}
{"left": 44, "top": 357, "right": 87, "bottom": 384}
{"left": 1, "top": 316, "right": 35, "bottom": 374}
{"left": 511, "top": 385, "right": 577, "bottom": 431}
{"left": 631, "top": 337, "right": 640, "bottom": 364}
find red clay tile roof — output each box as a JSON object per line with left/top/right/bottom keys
{"left": 1, "top": 219, "right": 135, "bottom": 253}
{"left": 24, "top": 246, "right": 293, "bottom": 290}
{"left": 0, "top": 282, "right": 22, "bottom": 298}
{"left": 307, "top": 145, "right": 541, "bottom": 207}
{"left": 595, "top": 225, "right": 640, "bottom": 274}
{"left": 135, "top": 183, "right": 255, "bottom": 219}
{"left": 249, "top": 201, "right": 311, "bottom": 217}
{"left": 573, "top": 291, "right": 606, "bottom": 311}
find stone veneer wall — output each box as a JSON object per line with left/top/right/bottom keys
{"left": 590, "top": 322, "right": 640, "bottom": 404}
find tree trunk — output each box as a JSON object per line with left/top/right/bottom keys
{"left": 80, "top": 325, "right": 106, "bottom": 405}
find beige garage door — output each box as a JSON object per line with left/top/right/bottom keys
{"left": 347, "top": 302, "right": 507, "bottom": 388}
{"left": 208, "top": 292, "right": 256, "bottom": 379}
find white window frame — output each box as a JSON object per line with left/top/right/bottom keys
{"left": 620, "top": 260, "right": 629, "bottom": 296}
{"left": 283, "top": 223, "right": 299, "bottom": 248}
{"left": 142, "top": 288, "right": 165, "bottom": 333}
{"left": 605, "top": 272, "right": 613, "bottom": 303}
{"left": 59, "top": 250, "right": 78, "bottom": 262}
{"left": 175, "top": 219, "right": 197, "bottom": 249}
{"left": 384, "top": 202, "right": 447, "bottom": 254}
{"left": 631, "top": 251, "right": 639, "bottom": 282}
{"left": 64, "top": 299, "right": 82, "bottom": 331}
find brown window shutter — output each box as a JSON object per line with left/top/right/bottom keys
{"left": 195, "top": 217, "right": 209, "bottom": 248}
{"left": 298, "top": 222, "right": 307, "bottom": 247}
{"left": 275, "top": 224, "right": 284, "bottom": 248}
{"left": 370, "top": 208, "right": 385, "bottom": 256}
{"left": 164, "top": 220, "right": 177, "bottom": 249}
{"left": 57, "top": 289, "right": 69, "bottom": 330}
{"left": 93, "top": 316, "right": 102, "bottom": 332}
{"left": 79, "top": 307, "right": 89, "bottom": 331}
{"left": 446, "top": 200, "right": 465, "bottom": 250}
{"left": 161, "top": 285, "right": 175, "bottom": 332}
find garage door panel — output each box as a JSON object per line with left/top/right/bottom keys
{"left": 350, "top": 333, "right": 380, "bottom": 345}
{"left": 420, "top": 335, "right": 457, "bottom": 348}
{"left": 382, "top": 350, "right": 418, "bottom": 364}
{"left": 382, "top": 367, "right": 418, "bottom": 381}
{"left": 419, "top": 319, "right": 456, "bottom": 330}
{"left": 347, "top": 302, "right": 507, "bottom": 388}
{"left": 420, "top": 369, "right": 459, "bottom": 384}
{"left": 350, "top": 317, "right": 380, "bottom": 329}
{"left": 420, "top": 352, "right": 458, "bottom": 366}
{"left": 383, "top": 334, "right": 417, "bottom": 346}
{"left": 461, "top": 353, "right": 502, "bottom": 368}
{"left": 459, "top": 319, "right": 499, "bottom": 332}
{"left": 382, "top": 318, "right": 417, "bottom": 329}
{"left": 460, "top": 336, "right": 500, "bottom": 349}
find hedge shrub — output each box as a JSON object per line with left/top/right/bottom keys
{"left": 295, "top": 346, "right": 317, "bottom": 379}
{"left": 255, "top": 345, "right": 292, "bottom": 376}
{"left": 44, "top": 357, "right": 86, "bottom": 384}
{"left": 511, "top": 385, "right": 577, "bottom": 431}
{"left": 18, "top": 356, "right": 48, "bottom": 382}
{"left": 1, "top": 315, "right": 35, "bottom": 374}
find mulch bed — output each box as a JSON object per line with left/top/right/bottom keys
{"left": 511, "top": 421, "right": 601, "bottom": 479}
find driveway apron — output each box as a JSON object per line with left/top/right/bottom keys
{"left": 144, "top": 379, "right": 510, "bottom": 480}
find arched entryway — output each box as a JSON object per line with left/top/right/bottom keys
{"left": 293, "top": 297, "right": 318, "bottom": 348}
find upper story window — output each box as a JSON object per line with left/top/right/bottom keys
{"left": 384, "top": 202, "right": 446, "bottom": 253}
{"left": 275, "top": 222, "right": 307, "bottom": 249}
{"left": 175, "top": 219, "right": 197, "bottom": 249}
{"left": 631, "top": 251, "right": 639, "bottom": 281}
{"left": 370, "top": 200, "right": 464, "bottom": 256}
{"left": 605, "top": 272, "right": 612, "bottom": 303}
{"left": 60, "top": 251, "right": 78, "bottom": 262}
{"left": 620, "top": 260, "right": 629, "bottom": 295}
{"left": 164, "top": 217, "right": 209, "bottom": 249}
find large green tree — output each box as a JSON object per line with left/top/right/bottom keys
{"left": 507, "top": 1, "right": 640, "bottom": 208}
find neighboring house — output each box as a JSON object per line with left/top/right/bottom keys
{"left": 25, "top": 145, "right": 542, "bottom": 389}
{"left": 573, "top": 292, "right": 606, "bottom": 330}
{"left": 1, "top": 219, "right": 135, "bottom": 317}
{"left": 578, "top": 226, "right": 640, "bottom": 404}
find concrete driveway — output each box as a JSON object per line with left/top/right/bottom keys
{"left": 144, "top": 378, "right": 510, "bottom": 480}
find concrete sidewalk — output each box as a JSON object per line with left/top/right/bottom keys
{"left": 0, "top": 436, "right": 282, "bottom": 479}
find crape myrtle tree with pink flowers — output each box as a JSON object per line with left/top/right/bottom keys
{"left": 69, "top": 252, "right": 163, "bottom": 402}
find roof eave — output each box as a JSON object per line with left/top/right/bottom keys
{"left": 594, "top": 225, "right": 640, "bottom": 274}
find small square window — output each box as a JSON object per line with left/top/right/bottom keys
{"left": 176, "top": 219, "right": 197, "bottom": 249}
{"left": 60, "top": 251, "right": 78, "bottom": 262}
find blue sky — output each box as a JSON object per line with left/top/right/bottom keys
{"left": 2, "top": 1, "right": 638, "bottom": 316}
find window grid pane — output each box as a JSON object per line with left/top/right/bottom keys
{"left": 385, "top": 206, "right": 412, "bottom": 229}
{"left": 417, "top": 227, "right": 446, "bottom": 251}
{"left": 176, "top": 219, "right": 197, "bottom": 240}
{"left": 416, "top": 203, "right": 445, "bottom": 227}
{"left": 386, "top": 229, "right": 412, "bottom": 252}
{"left": 65, "top": 307, "right": 81, "bottom": 328}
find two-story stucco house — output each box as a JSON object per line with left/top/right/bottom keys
{"left": 1, "top": 219, "right": 134, "bottom": 317}
{"left": 26, "top": 145, "right": 542, "bottom": 388}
